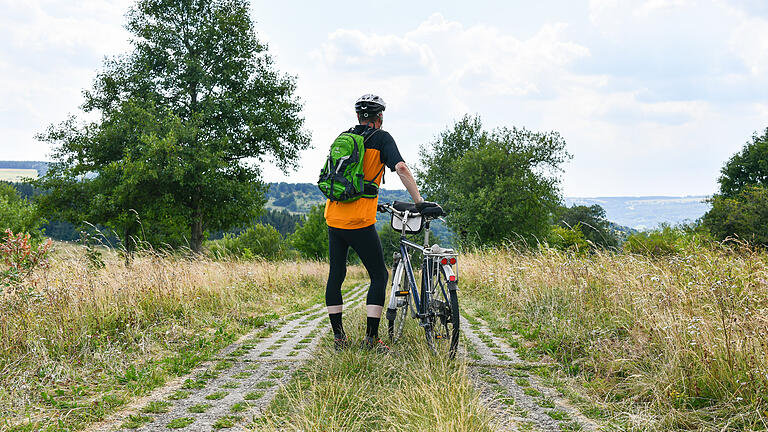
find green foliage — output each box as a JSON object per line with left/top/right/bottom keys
{"left": 378, "top": 224, "right": 401, "bottom": 264}
{"left": 290, "top": 204, "right": 328, "bottom": 260}
{"left": 257, "top": 208, "right": 303, "bottom": 236}
{"left": 621, "top": 225, "right": 709, "bottom": 256}
{"left": 35, "top": 0, "right": 310, "bottom": 253}
{"left": 717, "top": 127, "right": 768, "bottom": 198}
{"left": 378, "top": 223, "right": 442, "bottom": 268}
{"left": 207, "top": 223, "right": 285, "bottom": 260}
{"left": 417, "top": 115, "right": 571, "bottom": 246}
{"left": 703, "top": 185, "right": 768, "bottom": 245}
{"left": 0, "top": 183, "right": 45, "bottom": 239}
{"left": 546, "top": 225, "right": 589, "bottom": 253}
{"left": 553, "top": 204, "right": 618, "bottom": 249}
{"left": 703, "top": 128, "right": 768, "bottom": 245}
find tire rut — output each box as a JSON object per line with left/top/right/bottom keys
{"left": 460, "top": 314, "right": 600, "bottom": 432}
{"left": 90, "top": 285, "right": 368, "bottom": 431}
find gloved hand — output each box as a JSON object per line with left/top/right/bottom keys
{"left": 415, "top": 201, "right": 438, "bottom": 212}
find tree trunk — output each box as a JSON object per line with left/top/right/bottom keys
{"left": 124, "top": 226, "right": 135, "bottom": 267}
{"left": 191, "top": 210, "right": 203, "bottom": 253}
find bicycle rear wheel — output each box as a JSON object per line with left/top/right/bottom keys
{"left": 427, "top": 269, "right": 460, "bottom": 358}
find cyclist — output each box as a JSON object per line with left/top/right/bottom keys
{"left": 324, "top": 94, "right": 425, "bottom": 351}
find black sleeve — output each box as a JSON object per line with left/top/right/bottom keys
{"left": 378, "top": 132, "right": 405, "bottom": 171}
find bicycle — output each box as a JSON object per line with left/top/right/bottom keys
{"left": 377, "top": 201, "right": 460, "bottom": 358}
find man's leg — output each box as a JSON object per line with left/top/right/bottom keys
{"left": 346, "top": 225, "right": 388, "bottom": 340}
{"left": 326, "top": 227, "right": 349, "bottom": 339}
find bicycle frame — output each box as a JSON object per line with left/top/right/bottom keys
{"left": 388, "top": 208, "right": 457, "bottom": 326}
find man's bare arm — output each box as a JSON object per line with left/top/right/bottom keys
{"left": 395, "top": 161, "right": 424, "bottom": 204}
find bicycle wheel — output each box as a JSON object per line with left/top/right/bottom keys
{"left": 387, "top": 259, "right": 409, "bottom": 342}
{"left": 387, "top": 294, "right": 409, "bottom": 342}
{"left": 428, "top": 267, "right": 460, "bottom": 358}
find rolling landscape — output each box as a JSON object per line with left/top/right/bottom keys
{"left": 1, "top": 162, "right": 710, "bottom": 232}
{"left": 2, "top": 1, "right": 767, "bottom": 432}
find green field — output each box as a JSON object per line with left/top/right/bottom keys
{"left": 0, "top": 169, "right": 37, "bottom": 182}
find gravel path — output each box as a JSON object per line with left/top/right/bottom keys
{"left": 90, "top": 285, "right": 368, "bottom": 431}
{"left": 461, "top": 315, "right": 600, "bottom": 432}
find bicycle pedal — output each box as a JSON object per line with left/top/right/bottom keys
{"left": 394, "top": 290, "right": 409, "bottom": 296}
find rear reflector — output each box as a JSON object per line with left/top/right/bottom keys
{"left": 449, "top": 257, "right": 456, "bottom": 265}
{"left": 440, "top": 258, "right": 448, "bottom": 265}
{"left": 449, "top": 275, "right": 456, "bottom": 282}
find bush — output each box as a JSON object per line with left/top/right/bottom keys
{"left": 546, "top": 225, "right": 589, "bottom": 253}
{"left": 206, "top": 223, "right": 285, "bottom": 260}
{"left": 623, "top": 225, "right": 684, "bottom": 256}
{"left": 0, "top": 183, "right": 44, "bottom": 239}
{"left": 1, "top": 229, "right": 52, "bottom": 293}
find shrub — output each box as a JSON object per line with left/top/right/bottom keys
{"left": 206, "top": 224, "right": 284, "bottom": 260}
{"left": 623, "top": 225, "right": 683, "bottom": 256}
{"left": 0, "top": 183, "right": 44, "bottom": 239}
{"left": 0, "top": 229, "right": 52, "bottom": 293}
{"left": 546, "top": 225, "right": 589, "bottom": 253}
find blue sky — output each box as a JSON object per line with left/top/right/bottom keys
{"left": 1, "top": 0, "right": 767, "bottom": 196}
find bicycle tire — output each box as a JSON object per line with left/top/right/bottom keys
{"left": 387, "top": 296, "right": 409, "bottom": 342}
{"left": 427, "top": 268, "right": 460, "bottom": 358}
{"left": 445, "top": 282, "right": 460, "bottom": 359}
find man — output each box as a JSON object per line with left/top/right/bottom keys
{"left": 324, "top": 94, "right": 425, "bottom": 350}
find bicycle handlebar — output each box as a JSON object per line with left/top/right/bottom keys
{"left": 378, "top": 202, "right": 447, "bottom": 218}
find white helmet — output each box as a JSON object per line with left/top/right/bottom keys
{"left": 355, "top": 94, "right": 386, "bottom": 118}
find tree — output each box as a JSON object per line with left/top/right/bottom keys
{"left": 36, "top": 0, "right": 310, "bottom": 253}
{"left": 702, "top": 127, "right": 768, "bottom": 244}
{"left": 717, "top": 127, "right": 768, "bottom": 197}
{"left": 702, "top": 185, "right": 768, "bottom": 244}
{"left": 290, "top": 204, "right": 328, "bottom": 260}
{"left": 554, "top": 204, "right": 618, "bottom": 249}
{"left": 418, "top": 115, "right": 571, "bottom": 246}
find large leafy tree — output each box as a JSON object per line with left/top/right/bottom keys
{"left": 36, "top": 0, "right": 310, "bottom": 253}
{"left": 702, "top": 127, "right": 768, "bottom": 244}
{"left": 418, "top": 115, "right": 571, "bottom": 246}
{"left": 716, "top": 128, "right": 768, "bottom": 198}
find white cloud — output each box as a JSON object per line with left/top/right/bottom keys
{"left": 730, "top": 16, "right": 768, "bottom": 75}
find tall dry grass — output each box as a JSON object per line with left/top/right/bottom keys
{"left": 0, "top": 243, "right": 365, "bottom": 429}
{"left": 460, "top": 244, "right": 768, "bottom": 431}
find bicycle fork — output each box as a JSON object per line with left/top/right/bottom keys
{"left": 385, "top": 253, "right": 405, "bottom": 321}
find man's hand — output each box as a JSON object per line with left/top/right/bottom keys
{"left": 395, "top": 161, "right": 424, "bottom": 204}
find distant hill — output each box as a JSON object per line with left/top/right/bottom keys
{"left": 0, "top": 162, "right": 710, "bottom": 232}
{"left": 565, "top": 196, "right": 710, "bottom": 230}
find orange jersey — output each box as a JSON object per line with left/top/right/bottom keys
{"left": 324, "top": 125, "right": 403, "bottom": 229}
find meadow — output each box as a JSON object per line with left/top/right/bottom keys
{"left": 0, "top": 245, "right": 365, "bottom": 431}
{"left": 460, "top": 243, "right": 768, "bottom": 431}
{"left": 2, "top": 240, "right": 767, "bottom": 431}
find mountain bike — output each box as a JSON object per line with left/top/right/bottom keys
{"left": 377, "top": 201, "right": 460, "bottom": 358}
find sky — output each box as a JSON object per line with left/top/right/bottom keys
{"left": 1, "top": 0, "right": 767, "bottom": 197}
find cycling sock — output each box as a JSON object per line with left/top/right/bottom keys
{"left": 366, "top": 316, "right": 380, "bottom": 339}
{"left": 329, "top": 312, "right": 345, "bottom": 338}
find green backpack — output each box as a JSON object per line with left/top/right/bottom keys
{"left": 318, "top": 128, "right": 383, "bottom": 202}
